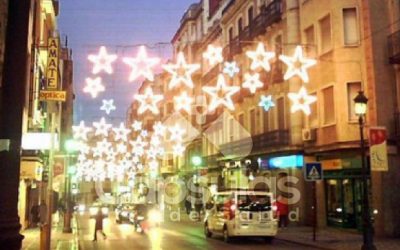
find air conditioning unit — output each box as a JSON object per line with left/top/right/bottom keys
{"left": 302, "top": 128, "right": 317, "bottom": 142}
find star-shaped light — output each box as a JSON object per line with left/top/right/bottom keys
{"left": 173, "top": 144, "right": 185, "bottom": 156}
{"left": 96, "top": 138, "right": 112, "bottom": 154}
{"left": 202, "top": 74, "right": 240, "bottom": 111}
{"left": 279, "top": 45, "right": 316, "bottom": 83}
{"left": 223, "top": 61, "right": 240, "bottom": 78}
{"left": 83, "top": 77, "right": 105, "bottom": 98}
{"left": 130, "top": 137, "right": 148, "bottom": 157}
{"left": 131, "top": 120, "right": 142, "bottom": 132}
{"left": 140, "top": 130, "right": 148, "bottom": 138}
{"left": 77, "top": 142, "right": 91, "bottom": 155}
{"left": 287, "top": 86, "right": 317, "bottom": 115}
{"left": 168, "top": 124, "right": 186, "bottom": 141}
{"left": 100, "top": 99, "right": 116, "bottom": 115}
{"left": 174, "top": 91, "right": 193, "bottom": 113}
{"left": 123, "top": 46, "right": 160, "bottom": 82}
{"left": 147, "top": 147, "right": 158, "bottom": 160}
{"left": 153, "top": 122, "right": 166, "bottom": 137}
{"left": 93, "top": 117, "right": 112, "bottom": 137}
{"left": 258, "top": 95, "right": 275, "bottom": 112}
{"left": 106, "top": 149, "right": 118, "bottom": 161}
{"left": 113, "top": 123, "right": 130, "bottom": 141}
{"left": 150, "top": 135, "right": 161, "bottom": 146}
{"left": 242, "top": 73, "right": 263, "bottom": 94}
{"left": 134, "top": 87, "right": 164, "bottom": 114}
{"left": 149, "top": 160, "right": 159, "bottom": 171}
{"left": 163, "top": 52, "right": 200, "bottom": 89}
{"left": 246, "top": 43, "right": 275, "bottom": 72}
{"left": 88, "top": 46, "right": 117, "bottom": 75}
{"left": 203, "top": 45, "right": 223, "bottom": 66}
{"left": 72, "top": 121, "right": 92, "bottom": 141}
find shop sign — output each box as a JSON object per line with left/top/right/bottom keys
{"left": 268, "top": 155, "right": 304, "bottom": 169}
{"left": 46, "top": 37, "right": 59, "bottom": 89}
{"left": 369, "top": 127, "right": 389, "bottom": 171}
{"left": 39, "top": 90, "right": 66, "bottom": 102}
{"left": 321, "top": 159, "right": 342, "bottom": 170}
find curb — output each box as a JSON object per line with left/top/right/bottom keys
{"left": 276, "top": 237, "right": 335, "bottom": 250}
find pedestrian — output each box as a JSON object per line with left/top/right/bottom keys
{"left": 30, "top": 204, "right": 39, "bottom": 227}
{"left": 93, "top": 209, "right": 107, "bottom": 242}
{"left": 185, "top": 196, "right": 191, "bottom": 215}
{"left": 276, "top": 195, "right": 289, "bottom": 228}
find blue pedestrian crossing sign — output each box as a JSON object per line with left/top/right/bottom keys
{"left": 304, "top": 162, "right": 323, "bottom": 181}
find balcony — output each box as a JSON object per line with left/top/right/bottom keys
{"left": 388, "top": 30, "right": 400, "bottom": 64}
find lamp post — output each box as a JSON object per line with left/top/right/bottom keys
{"left": 353, "top": 91, "right": 376, "bottom": 250}
{"left": 63, "top": 139, "right": 78, "bottom": 233}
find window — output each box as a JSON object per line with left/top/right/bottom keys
{"left": 309, "top": 93, "right": 318, "bottom": 127}
{"left": 263, "top": 109, "right": 269, "bottom": 132}
{"left": 250, "top": 109, "right": 256, "bottom": 135}
{"left": 229, "top": 118, "right": 234, "bottom": 141}
{"left": 248, "top": 7, "right": 254, "bottom": 26}
{"left": 277, "top": 97, "right": 285, "bottom": 129}
{"left": 323, "top": 86, "right": 335, "bottom": 124}
{"left": 228, "top": 27, "right": 233, "bottom": 43}
{"left": 347, "top": 82, "right": 362, "bottom": 121}
{"left": 238, "top": 113, "right": 245, "bottom": 137}
{"left": 304, "top": 25, "right": 315, "bottom": 56}
{"left": 319, "top": 15, "right": 332, "bottom": 54}
{"left": 343, "top": 8, "right": 359, "bottom": 45}
{"left": 238, "top": 18, "right": 243, "bottom": 35}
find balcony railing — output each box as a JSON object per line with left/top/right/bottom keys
{"left": 388, "top": 30, "right": 400, "bottom": 64}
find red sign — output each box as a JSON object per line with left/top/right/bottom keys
{"left": 369, "top": 127, "right": 388, "bottom": 171}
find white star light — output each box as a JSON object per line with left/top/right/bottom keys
{"left": 203, "top": 45, "right": 223, "bottom": 66}
{"left": 163, "top": 52, "right": 200, "bottom": 89}
{"left": 242, "top": 73, "right": 264, "bottom": 94}
{"left": 279, "top": 45, "right": 316, "bottom": 83}
{"left": 223, "top": 61, "right": 240, "bottom": 78}
{"left": 150, "top": 135, "right": 161, "bottom": 146}
{"left": 287, "top": 86, "right": 317, "bottom": 115}
{"left": 96, "top": 138, "right": 112, "bottom": 154}
{"left": 88, "top": 46, "right": 117, "bottom": 75}
{"left": 134, "top": 87, "right": 164, "bottom": 114}
{"left": 123, "top": 46, "right": 160, "bottom": 82}
{"left": 113, "top": 123, "right": 131, "bottom": 141}
{"left": 202, "top": 74, "right": 240, "bottom": 111}
{"left": 140, "top": 130, "right": 148, "bottom": 138}
{"left": 168, "top": 124, "right": 186, "bottom": 141}
{"left": 83, "top": 77, "right": 105, "bottom": 98}
{"left": 93, "top": 117, "right": 112, "bottom": 137}
{"left": 131, "top": 120, "right": 142, "bottom": 132}
{"left": 174, "top": 91, "right": 193, "bottom": 113}
{"left": 130, "top": 137, "right": 148, "bottom": 156}
{"left": 258, "top": 95, "right": 275, "bottom": 112}
{"left": 100, "top": 99, "right": 116, "bottom": 115}
{"left": 246, "top": 43, "right": 275, "bottom": 72}
{"left": 72, "top": 121, "right": 92, "bottom": 141}
{"left": 173, "top": 144, "right": 185, "bottom": 156}
{"left": 153, "top": 122, "right": 166, "bottom": 137}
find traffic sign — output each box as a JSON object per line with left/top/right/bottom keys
{"left": 304, "top": 162, "right": 323, "bottom": 181}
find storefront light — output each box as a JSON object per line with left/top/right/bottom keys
{"left": 268, "top": 155, "right": 304, "bottom": 168}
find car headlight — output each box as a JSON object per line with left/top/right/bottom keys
{"left": 148, "top": 209, "right": 162, "bottom": 223}
{"left": 90, "top": 207, "right": 99, "bottom": 216}
{"left": 101, "top": 207, "right": 109, "bottom": 215}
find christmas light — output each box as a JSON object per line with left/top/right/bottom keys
{"left": 150, "top": 135, "right": 161, "bottom": 146}
{"left": 173, "top": 144, "right": 185, "bottom": 156}
{"left": 123, "top": 46, "right": 160, "bottom": 82}
{"left": 223, "top": 61, "right": 240, "bottom": 78}
{"left": 246, "top": 43, "right": 275, "bottom": 72}
{"left": 242, "top": 73, "right": 263, "bottom": 94}
{"left": 258, "top": 95, "right": 275, "bottom": 112}
{"left": 96, "top": 138, "right": 112, "bottom": 154}
{"left": 88, "top": 46, "right": 117, "bottom": 75}
{"left": 202, "top": 74, "right": 240, "bottom": 111}
{"left": 93, "top": 117, "right": 112, "bottom": 137}
{"left": 134, "top": 87, "right": 164, "bottom": 114}
{"left": 203, "top": 45, "right": 223, "bottom": 66}
{"left": 174, "top": 91, "right": 193, "bottom": 113}
{"left": 140, "top": 130, "right": 148, "bottom": 138}
{"left": 147, "top": 147, "right": 158, "bottom": 160}
{"left": 113, "top": 123, "right": 130, "bottom": 141}
{"left": 130, "top": 137, "right": 148, "bottom": 157}
{"left": 106, "top": 149, "right": 118, "bottom": 162}
{"left": 163, "top": 52, "right": 200, "bottom": 89}
{"left": 131, "top": 120, "right": 142, "bottom": 132}
{"left": 287, "top": 86, "right": 317, "bottom": 115}
{"left": 153, "top": 122, "right": 166, "bottom": 136}
{"left": 168, "top": 124, "right": 186, "bottom": 141}
{"left": 100, "top": 99, "right": 116, "bottom": 115}
{"left": 279, "top": 45, "right": 316, "bottom": 83}
{"left": 83, "top": 77, "right": 105, "bottom": 98}
{"left": 72, "top": 121, "right": 92, "bottom": 141}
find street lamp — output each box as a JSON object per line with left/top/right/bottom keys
{"left": 63, "top": 139, "right": 78, "bottom": 233}
{"left": 353, "top": 91, "right": 376, "bottom": 250}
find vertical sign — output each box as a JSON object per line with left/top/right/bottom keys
{"left": 46, "top": 37, "right": 59, "bottom": 89}
{"left": 369, "top": 127, "right": 389, "bottom": 171}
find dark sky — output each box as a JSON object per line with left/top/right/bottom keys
{"left": 58, "top": 0, "right": 196, "bottom": 125}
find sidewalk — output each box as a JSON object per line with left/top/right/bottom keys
{"left": 276, "top": 226, "right": 400, "bottom": 250}
{"left": 21, "top": 216, "right": 79, "bottom": 250}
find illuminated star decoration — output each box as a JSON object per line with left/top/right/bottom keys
{"left": 246, "top": 42, "right": 275, "bottom": 72}
{"left": 287, "top": 86, "right": 317, "bottom": 115}
{"left": 131, "top": 120, "right": 142, "bottom": 132}
{"left": 242, "top": 73, "right": 264, "bottom": 94}
{"left": 202, "top": 74, "right": 240, "bottom": 111}
{"left": 113, "top": 123, "right": 131, "bottom": 141}
{"left": 258, "top": 95, "right": 275, "bottom": 112}
{"left": 163, "top": 52, "right": 200, "bottom": 89}
{"left": 223, "top": 61, "right": 240, "bottom": 78}
{"left": 173, "top": 144, "right": 185, "bottom": 156}
{"left": 134, "top": 87, "right": 164, "bottom": 114}
{"left": 279, "top": 45, "right": 316, "bottom": 83}
{"left": 203, "top": 45, "right": 223, "bottom": 66}
{"left": 83, "top": 77, "right": 105, "bottom": 98}
{"left": 100, "top": 99, "right": 116, "bottom": 115}
{"left": 174, "top": 91, "right": 193, "bottom": 113}
{"left": 153, "top": 122, "right": 166, "bottom": 137}
{"left": 92, "top": 117, "right": 112, "bottom": 137}
{"left": 168, "top": 124, "right": 186, "bottom": 141}
{"left": 123, "top": 46, "right": 160, "bottom": 82}
{"left": 72, "top": 121, "right": 92, "bottom": 141}
{"left": 88, "top": 46, "right": 117, "bottom": 75}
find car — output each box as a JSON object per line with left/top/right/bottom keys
{"left": 115, "top": 204, "right": 135, "bottom": 224}
{"left": 129, "top": 203, "right": 163, "bottom": 233}
{"left": 204, "top": 190, "right": 278, "bottom": 243}
{"left": 89, "top": 203, "right": 109, "bottom": 218}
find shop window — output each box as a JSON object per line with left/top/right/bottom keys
{"left": 347, "top": 82, "right": 361, "bottom": 121}
{"left": 343, "top": 8, "right": 359, "bottom": 46}
{"left": 323, "top": 86, "right": 335, "bottom": 125}
{"left": 319, "top": 14, "right": 332, "bottom": 54}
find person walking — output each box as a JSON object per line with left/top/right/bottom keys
{"left": 276, "top": 195, "right": 289, "bottom": 228}
{"left": 93, "top": 209, "right": 106, "bottom": 241}
{"left": 30, "top": 204, "right": 39, "bottom": 228}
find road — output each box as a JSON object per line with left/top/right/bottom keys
{"left": 76, "top": 211, "right": 316, "bottom": 250}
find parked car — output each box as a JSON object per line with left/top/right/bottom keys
{"left": 129, "top": 203, "right": 162, "bottom": 233}
{"left": 204, "top": 190, "right": 278, "bottom": 243}
{"left": 115, "top": 204, "right": 135, "bottom": 224}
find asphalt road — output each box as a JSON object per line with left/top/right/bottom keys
{"left": 76, "top": 212, "right": 315, "bottom": 250}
